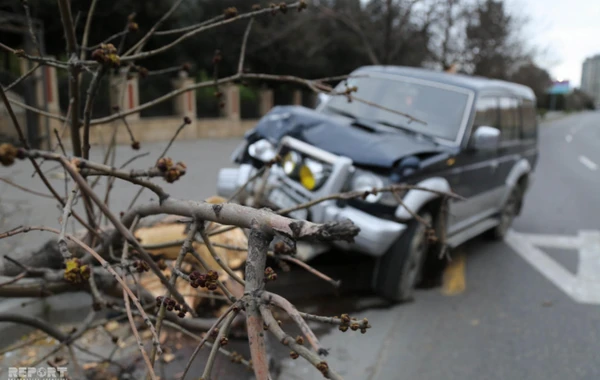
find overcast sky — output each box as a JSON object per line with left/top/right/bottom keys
{"left": 507, "top": 0, "right": 600, "bottom": 87}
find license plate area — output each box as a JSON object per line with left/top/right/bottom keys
{"left": 267, "top": 188, "right": 308, "bottom": 220}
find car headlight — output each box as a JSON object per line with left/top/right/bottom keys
{"left": 299, "top": 158, "right": 327, "bottom": 191}
{"left": 350, "top": 171, "right": 384, "bottom": 203}
{"left": 248, "top": 139, "right": 276, "bottom": 162}
{"left": 282, "top": 151, "right": 302, "bottom": 177}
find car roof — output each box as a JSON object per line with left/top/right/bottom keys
{"left": 353, "top": 65, "right": 536, "bottom": 101}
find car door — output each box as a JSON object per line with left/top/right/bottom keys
{"left": 488, "top": 95, "right": 523, "bottom": 209}
{"left": 447, "top": 94, "right": 501, "bottom": 234}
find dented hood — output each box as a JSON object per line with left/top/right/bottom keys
{"left": 249, "top": 106, "right": 445, "bottom": 168}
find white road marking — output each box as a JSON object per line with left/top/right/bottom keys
{"left": 505, "top": 230, "right": 600, "bottom": 304}
{"left": 565, "top": 135, "right": 572, "bottom": 143}
{"left": 579, "top": 155, "right": 598, "bottom": 171}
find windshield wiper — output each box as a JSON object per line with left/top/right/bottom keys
{"left": 372, "top": 119, "right": 440, "bottom": 145}
{"left": 325, "top": 107, "right": 358, "bottom": 120}
{"left": 326, "top": 107, "right": 383, "bottom": 132}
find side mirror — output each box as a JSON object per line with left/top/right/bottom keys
{"left": 471, "top": 126, "right": 500, "bottom": 150}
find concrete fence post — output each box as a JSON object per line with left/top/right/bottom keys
{"left": 259, "top": 88, "right": 274, "bottom": 116}
{"left": 292, "top": 90, "right": 302, "bottom": 106}
{"left": 109, "top": 68, "right": 139, "bottom": 120}
{"left": 222, "top": 83, "right": 240, "bottom": 121}
{"left": 171, "top": 70, "right": 197, "bottom": 121}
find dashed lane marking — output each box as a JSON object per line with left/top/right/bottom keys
{"left": 579, "top": 155, "right": 598, "bottom": 171}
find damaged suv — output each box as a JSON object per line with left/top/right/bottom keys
{"left": 217, "top": 65, "right": 538, "bottom": 302}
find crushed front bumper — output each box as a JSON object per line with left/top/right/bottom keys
{"left": 217, "top": 162, "right": 406, "bottom": 257}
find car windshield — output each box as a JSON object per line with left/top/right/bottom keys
{"left": 323, "top": 76, "right": 471, "bottom": 142}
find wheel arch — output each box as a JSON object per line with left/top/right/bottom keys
{"left": 394, "top": 177, "right": 451, "bottom": 222}
{"left": 502, "top": 158, "right": 531, "bottom": 213}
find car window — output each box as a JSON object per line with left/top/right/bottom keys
{"left": 498, "top": 97, "right": 519, "bottom": 141}
{"left": 323, "top": 77, "right": 471, "bottom": 142}
{"left": 521, "top": 99, "right": 537, "bottom": 140}
{"left": 473, "top": 96, "right": 499, "bottom": 130}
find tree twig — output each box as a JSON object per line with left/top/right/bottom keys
{"left": 57, "top": 186, "right": 78, "bottom": 259}
{"left": 0, "top": 225, "right": 163, "bottom": 351}
{"left": 265, "top": 292, "right": 325, "bottom": 355}
{"left": 238, "top": 18, "right": 254, "bottom": 74}
{"left": 0, "top": 177, "right": 53, "bottom": 199}
{"left": 56, "top": 156, "right": 196, "bottom": 315}
{"left": 260, "top": 304, "right": 342, "bottom": 380}
{"left": 180, "top": 301, "right": 240, "bottom": 379}
{"left": 198, "top": 227, "right": 245, "bottom": 286}
{"left": 82, "top": 66, "right": 107, "bottom": 159}
{"left": 124, "top": 0, "right": 185, "bottom": 56}
{"left": 278, "top": 255, "right": 341, "bottom": 288}
{"left": 127, "top": 118, "right": 189, "bottom": 209}
{"left": 0, "top": 85, "right": 99, "bottom": 236}
{"left": 2, "top": 63, "right": 41, "bottom": 92}
{"left": 201, "top": 310, "right": 238, "bottom": 380}
{"left": 149, "top": 221, "right": 198, "bottom": 370}
{"left": 123, "top": 286, "right": 158, "bottom": 380}
{"left": 80, "top": 0, "right": 99, "bottom": 59}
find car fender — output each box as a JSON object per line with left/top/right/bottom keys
{"left": 500, "top": 158, "right": 531, "bottom": 207}
{"left": 506, "top": 158, "right": 531, "bottom": 188}
{"left": 394, "top": 177, "right": 451, "bottom": 221}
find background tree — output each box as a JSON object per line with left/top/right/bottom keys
{"left": 509, "top": 62, "right": 552, "bottom": 104}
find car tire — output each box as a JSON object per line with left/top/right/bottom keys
{"left": 488, "top": 185, "right": 522, "bottom": 240}
{"left": 375, "top": 210, "right": 433, "bottom": 303}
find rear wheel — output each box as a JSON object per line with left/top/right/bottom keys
{"left": 375, "top": 211, "right": 433, "bottom": 303}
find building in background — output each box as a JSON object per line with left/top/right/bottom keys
{"left": 581, "top": 54, "right": 600, "bottom": 106}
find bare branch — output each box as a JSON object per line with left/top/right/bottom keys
{"left": 198, "top": 228, "right": 245, "bottom": 287}
{"left": 127, "top": 118, "right": 189, "bottom": 209}
{"left": 0, "top": 85, "right": 99, "bottom": 236}
{"left": 2, "top": 63, "right": 41, "bottom": 92}
{"left": 121, "top": 2, "right": 303, "bottom": 62}
{"left": 80, "top": 0, "right": 100, "bottom": 59}
{"left": 278, "top": 255, "right": 341, "bottom": 288}
{"left": 202, "top": 310, "right": 238, "bottom": 379}
{"left": 266, "top": 292, "right": 324, "bottom": 354}
{"left": 0, "top": 43, "right": 69, "bottom": 69}
{"left": 0, "top": 313, "right": 69, "bottom": 342}
{"left": 238, "top": 18, "right": 254, "bottom": 74}
{"left": 22, "top": 0, "right": 42, "bottom": 56}
{"left": 154, "top": 15, "right": 223, "bottom": 36}
{"left": 277, "top": 184, "right": 463, "bottom": 216}
{"left": 19, "top": 149, "right": 173, "bottom": 200}
{"left": 120, "top": 197, "right": 360, "bottom": 244}
{"left": 124, "top": 0, "right": 185, "bottom": 56}
{"left": 57, "top": 186, "right": 78, "bottom": 259}
{"left": 123, "top": 286, "right": 159, "bottom": 380}
{"left": 56, "top": 156, "right": 196, "bottom": 314}
{"left": 57, "top": 0, "right": 83, "bottom": 158}
{"left": 181, "top": 301, "right": 240, "bottom": 379}
{"left": 0, "top": 177, "right": 53, "bottom": 199}
{"left": 260, "top": 304, "right": 342, "bottom": 380}
{"left": 82, "top": 66, "right": 107, "bottom": 159}
{"left": 149, "top": 221, "right": 198, "bottom": 369}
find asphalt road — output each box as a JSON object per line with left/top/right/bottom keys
{"left": 1, "top": 112, "right": 600, "bottom": 379}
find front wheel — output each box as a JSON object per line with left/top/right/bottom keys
{"left": 375, "top": 211, "right": 433, "bottom": 303}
